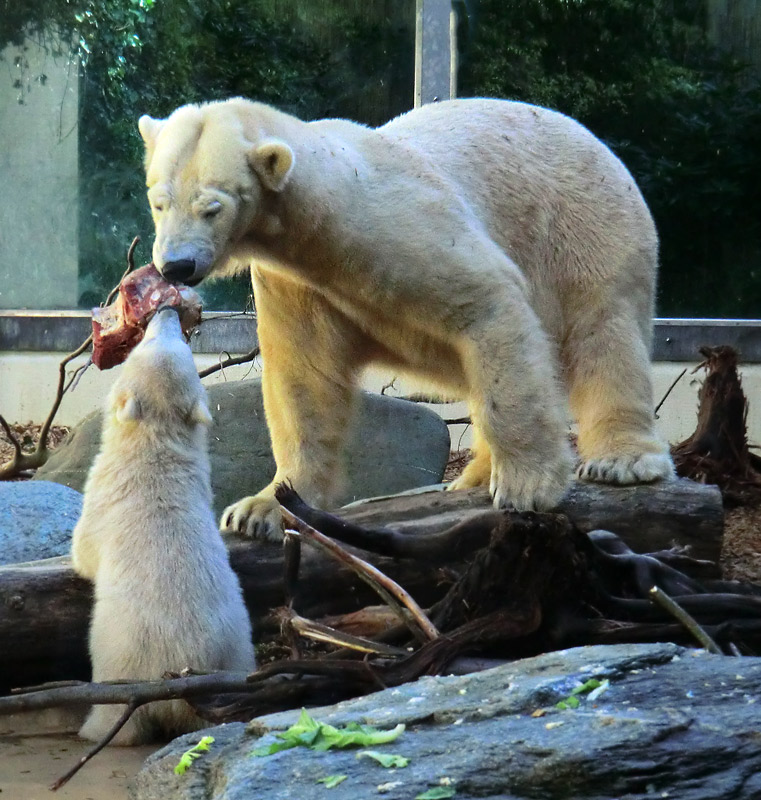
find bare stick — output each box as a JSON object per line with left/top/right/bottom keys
{"left": 279, "top": 506, "right": 439, "bottom": 642}
{"left": 649, "top": 586, "right": 723, "bottom": 654}
{"left": 0, "top": 413, "right": 22, "bottom": 462}
{"left": 198, "top": 347, "right": 261, "bottom": 379}
{"left": 380, "top": 377, "right": 398, "bottom": 396}
{"left": 285, "top": 610, "right": 408, "bottom": 657}
{"left": 654, "top": 367, "right": 688, "bottom": 418}
{"left": 103, "top": 235, "right": 140, "bottom": 308}
{"left": 64, "top": 358, "right": 93, "bottom": 394}
{"left": 0, "top": 238, "right": 141, "bottom": 479}
{"left": 0, "top": 671, "right": 253, "bottom": 716}
{"left": 50, "top": 702, "right": 137, "bottom": 791}
{"left": 35, "top": 335, "right": 93, "bottom": 456}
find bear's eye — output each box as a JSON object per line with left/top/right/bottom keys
{"left": 201, "top": 201, "right": 222, "bottom": 220}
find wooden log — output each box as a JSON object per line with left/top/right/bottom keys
{"left": 339, "top": 478, "right": 724, "bottom": 563}
{"left": 0, "top": 478, "right": 722, "bottom": 691}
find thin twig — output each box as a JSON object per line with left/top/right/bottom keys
{"left": 279, "top": 506, "right": 439, "bottom": 643}
{"left": 444, "top": 416, "right": 472, "bottom": 426}
{"left": 103, "top": 235, "right": 140, "bottom": 308}
{"left": 64, "top": 358, "right": 93, "bottom": 394}
{"left": 35, "top": 334, "right": 93, "bottom": 455}
{"left": 649, "top": 586, "right": 723, "bottom": 654}
{"left": 284, "top": 609, "right": 408, "bottom": 657}
{"left": 11, "top": 680, "right": 88, "bottom": 695}
{"left": 0, "top": 413, "right": 22, "bottom": 462}
{"left": 198, "top": 347, "right": 261, "bottom": 379}
{"left": 380, "top": 377, "right": 397, "bottom": 396}
{"left": 0, "top": 238, "right": 140, "bottom": 479}
{"left": 50, "top": 702, "right": 138, "bottom": 791}
{"left": 0, "top": 671, "right": 253, "bottom": 716}
{"left": 654, "top": 367, "right": 688, "bottom": 418}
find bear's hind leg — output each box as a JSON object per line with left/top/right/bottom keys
{"left": 565, "top": 306, "right": 674, "bottom": 485}
{"left": 448, "top": 428, "right": 491, "bottom": 490}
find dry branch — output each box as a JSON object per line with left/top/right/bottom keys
{"left": 197, "top": 347, "right": 261, "bottom": 379}
{"left": 0, "top": 237, "right": 141, "bottom": 479}
{"left": 280, "top": 505, "right": 439, "bottom": 642}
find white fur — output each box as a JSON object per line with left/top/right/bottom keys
{"left": 71, "top": 309, "right": 255, "bottom": 745}
{"left": 138, "top": 98, "right": 674, "bottom": 540}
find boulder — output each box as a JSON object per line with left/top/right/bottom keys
{"left": 135, "top": 643, "right": 761, "bottom": 800}
{"left": 0, "top": 481, "right": 82, "bottom": 565}
{"left": 34, "top": 379, "right": 451, "bottom": 516}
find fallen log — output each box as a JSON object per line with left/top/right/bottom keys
{"left": 0, "top": 478, "right": 722, "bottom": 691}
{"left": 338, "top": 478, "right": 724, "bottom": 562}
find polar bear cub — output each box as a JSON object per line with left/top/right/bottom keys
{"left": 71, "top": 307, "right": 255, "bottom": 745}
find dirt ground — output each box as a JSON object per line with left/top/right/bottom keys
{"left": 0, "top": 734, "right": 155, "bottom": 800}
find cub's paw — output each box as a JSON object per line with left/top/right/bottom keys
{"left": 220, "top": 494, "right": 284, "bottom": 541}
{"left": 577, "top": 452, "right": 676, "bottom": 485}
{"left": 490, "top": 451, "right": 573, "bottom": 512}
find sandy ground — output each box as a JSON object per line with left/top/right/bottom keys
{"left": 0, "top": 735, "right": 155, "bottom": 800}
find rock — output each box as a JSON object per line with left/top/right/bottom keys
{"left": 34, "top": 379, "right": 450, "bottom": 516}
{"left": 0, "top": 481, "right": 82, "bottom": 565}
{"left": 134, "top": 643, "right": 761, "bottom": 800}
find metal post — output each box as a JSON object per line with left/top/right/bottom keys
{"left": 415, "top": 0, "right": 457, "bottom": 106}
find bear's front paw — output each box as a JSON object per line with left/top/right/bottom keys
{"left": 490, "top": 452, "right": 572, "bottom": 512}
{"left": 220, "top": 495, "right": 284, "bottom": 541}
{"left": 577, "top": 452, "right": 675, "bottom": 485}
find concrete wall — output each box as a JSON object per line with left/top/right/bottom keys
{"left": 0, "top": 37, "right": 79, "bottom": 309}
{"left": 1, "top": 352, "right": 759, "bottom": 451}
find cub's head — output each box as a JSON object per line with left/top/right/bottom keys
{"left": 138, "top": 99, "right": 295, "bottom": 286}
{"left": 109, "top": 308, "right": 212, "bottom": 431}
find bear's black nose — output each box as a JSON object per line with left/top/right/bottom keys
{"left": 162, "top": 259, "right": 196, "bottom": 284}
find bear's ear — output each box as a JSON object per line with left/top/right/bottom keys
{"left": 249, "top": 139, "right": 295, "bottom": 192}
{"left": 190, "top": 399, "right": 213, "bottom": 426}
{"left": 138, "top": 114, "right": 165, "bottom": 146}
{"left": 114, "top": 392, "right": 142, "bottom": 425}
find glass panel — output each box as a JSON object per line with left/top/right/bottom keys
{"left": 456, "top": 0, "right": 761, "bottom": 318}
{"left": 0, "top": 1, "right": 415, "bottom": 311}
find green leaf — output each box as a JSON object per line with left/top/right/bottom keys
{"left": 416, "top": 788, "right": 456, "bottom": 799}
{"left": 174, "top": 736, "right": 215, "bottom": 775}
{"left": 317, "top": 774, "right": 348, "bottom": 788}
{"left": 556, "top": 678, "right": 610, "bottom": 709}
{"left": 251, "top": 709, "right": 405, "bottom": 757}
{"left": 356, "top": 750, "right": 410, "bottom": 768}
{"left": 570, "top": 679, "right": 604, "bottom": 696}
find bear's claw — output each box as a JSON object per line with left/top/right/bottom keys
{"left": 576, "top": 452, "right": 675, "bottom": 485}
{"left": 220, "top": 495, "right": 284, "bottom": 541}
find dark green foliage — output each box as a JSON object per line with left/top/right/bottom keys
{"left": 2, "top": 0, "right": 414, "bottom": 309}
{"left": 2, "top": 0, "right": 759, "bottom": 315}
{"left": 458, "top": 0, "right": 761, "bottom": 317}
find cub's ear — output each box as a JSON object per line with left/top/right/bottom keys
{"left": 190, "top": 399, "right": 213, "bottom": 426}
{"left": 138, "top": 114, "right": 165, "bottom": 146}
{"left": 114, "top": 392, "right": 142, "bottom": 424}
{"left": 249, "top": 139, "right": 295, "bottom": 192}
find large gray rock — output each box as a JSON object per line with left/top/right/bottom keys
{"left": 134, "top": 643, "right": 761, "bottom": 800}
{"left": 0, "top": 481, "right": 82, "bottom": 564}
{"left": 35, "top": 379, "right": 450, "bottom": 516}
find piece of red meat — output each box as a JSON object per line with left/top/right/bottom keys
{"left": 91, "top": 264, "right": 202, "bottom": 370}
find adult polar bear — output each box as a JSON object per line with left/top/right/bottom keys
{"left": 138, "top": 97, "right": 674, "bottom": 539}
